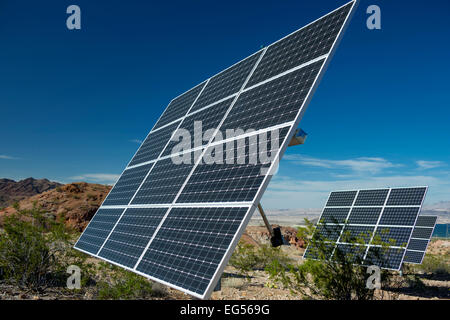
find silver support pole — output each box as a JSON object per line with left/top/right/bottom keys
{"left": 258, "top": 203, "right": 274, "bottom": 237}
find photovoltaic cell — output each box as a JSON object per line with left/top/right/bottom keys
{"left": 76, "top": 1, "right": 358, "bottom": 298}
{"left": 189, "top": 52, "right": 262, "bottom": 113}
{"left": 128, "top": 121, "right": 181, "bottom": 167}
{"left": 177, "top": 128, "right": 289, "bottom": 203}
{"left": 347, "top": 207, "right": 382, "bottom": 225}
{"left": 75, "top": 208, "right": 124, "bottom": 254}
{"left": 313, "top": 224, "right": 343, "bottom": 242}
{"left": 340, "top": 225, "right": 374, "bottom": 244}
{"left": 161, "top": 98, "right": 233, "bottom": 157}
{"left": 403, "top": 250, "right": 424, "bottom": 264}
{"left": 326, "top": 191, "right": 357, "bottom": 206}
{"left": 407, "top": 239, "right": 429, "bottom": 252}
{"left": 354, "top": 189, "right": 389, "bottom": 206}
{"left": 386, "top": 187, "right": 427, "bottom": 206}
{"left": 246, "top": 2, "right": 353, "bottom": 87}
{"left": 131, "top": 158, "right": 195, "bottom": 204}
{"left": 373, "top": 227, "right": 412, "bottom": 247}
{"left": 102, "top": 164, "right": 153, "bottom": 206}
{"left": 411, "top": 227, "right": 433, "bottom": 239}
{"left": 319, "top": 207, "right": 350, "bottom": 224}
{"left": 334, "top": 244, "right": 367, "bottom": 263}
{"left": 415, "top": 215, "right": 437, "bottom": 228}
{"left": 219, "top": 60, "right": 325, "bottom": 132}
{"left": 303, "top": 242, "right": 335, "bottom": 260}
{"left": 136, "top": 207, "right": 249, "bottom": 295}
{"left": 98, "top": 208, "right": 168, "bottom": 268}
{"left": 153, "top": 82, "right": 206, "bottom": 131}
{"left": 378, "top": 207, "right": 420, "bottom": 226}
{"left": 365, "top": 247, "right": 405, "bottom": 270}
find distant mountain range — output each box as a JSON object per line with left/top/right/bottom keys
{"left": 252, "top": 204, "right": 450, "bottom": 226}
{"left": 0, "top": 178, "right": 62, "bottom": 207}
{"left": 421, "top": 201, "right": 450, "bottom": 223}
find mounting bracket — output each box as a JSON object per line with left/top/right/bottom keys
{"left": 258, "top": 128, "right": 308, "bottom": 247}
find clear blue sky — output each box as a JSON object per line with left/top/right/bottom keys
{"left": 1, "top": 0, "right": 449, "bottom": 209}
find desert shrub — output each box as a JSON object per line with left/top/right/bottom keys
{"left": 96, "top": 263, "right": 164, "bottom": 299}
{"left": 86, "top": 193, "right": 96, "bottom": 201}
{"left": 266, "top": 219, "right": 394, "bottom": 300}
{"left": 229, "top": 243, "right": 262, "bottom": 279}
{"left": 296, "top": 218, "right": 316, "bottom": 247}
{"left": 229, "top": 242, "right": 291, "bottom": 280}
{"left": 0, "top": 212, "right": 54, "bottom": 289}
{"left": 419, "top": 254, "right": 450, "bottom": 275}
{"left": 0, "top": 205, "right": 94, "bottom": 291}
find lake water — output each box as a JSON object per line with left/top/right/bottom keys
{"left": 433, "top": 224, "right": 449, "bottom": 238}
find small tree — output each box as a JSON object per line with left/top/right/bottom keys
{"left": 266, "top": 219, "right": 395, "bottom": 300}
{"left": 0, "top": 204, "right": 93, "bottom": 291}
{"left": 229, "top": 242, "right": 291, "bottom": 281}
{"left": 0, "top": 208, "right": 55, "bottom": 289}
{"left": 296, "top": 218, "right": 316, "bottom": 247}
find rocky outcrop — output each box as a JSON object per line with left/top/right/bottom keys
{"left": 0, "top": 178, "right": 62, "bottom": 207}
{"left": 0, "top": 182, "right": 111, "bottom": 231}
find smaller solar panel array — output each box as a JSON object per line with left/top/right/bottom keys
{"left": 403, "top": 215, "right": 437, "bottom": 264}
{"left": 303, "top": 187, "right": 427, "bottom": 270}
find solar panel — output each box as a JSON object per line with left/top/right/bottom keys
{"left": 303, "top": 187, "right": 428, "bottom": 270}
{"left": 403, "top": 215, "right": 437, "bottom": 264}
{"left": 153, "top": 82, "right": 207, "bottom": 131}
{"left": 190, "top": 52, "right": 263, "bottom": 113}
{"left": 75, "top": 1, "right": 358, "bottom": 299}
{"left": 326, "top": 191, "right": 357, "bottom": 206}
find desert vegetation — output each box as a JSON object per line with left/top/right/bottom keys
{"left": 0, "top": 185, "right": 448, "bottom": 300}
{"left": 0, "top": 204, "right": 168, "bottom": 300}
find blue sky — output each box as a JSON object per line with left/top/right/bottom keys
{"left": 1, "top": 0, "right": 449, "bottom": 209}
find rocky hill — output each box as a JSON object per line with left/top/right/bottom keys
{"left": 0, "top": 178, "right": 62, "bottom": 207}
{"left": 0, "top": 182, "right": 111, "bottom": 231}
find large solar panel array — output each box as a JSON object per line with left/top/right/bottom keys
{"left": 403, "top": 215, "right": 437, "bottom": 264}
{"left": 303, "top": 187, "right": 428, "bottom": 270}
{"left": 75, "top": 1, "right": 358, "bottom": 299}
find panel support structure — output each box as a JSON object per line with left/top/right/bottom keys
{"left": 257, "top": 128, "right": 308, "bottom": 243}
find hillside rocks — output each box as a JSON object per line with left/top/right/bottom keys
{"left": 0, "top": 178, "right": 62, "bottom": 207}
{"left": 0, "top": 182, "right": 111, "bottom": 231}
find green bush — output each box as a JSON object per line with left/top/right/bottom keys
{"left": 229, "top": 242, "right": 291, "bottom": 280}
{"left": 419, "top": 254, "right": 450, "bottom": 275}
{"left": 12, "top": 202, "right": 20, "bottom": 210}
{"left": 266, "top": 219, "right": 394, "bottom": 300}
{"left": 296, "top": 218, "right": 316, "bottom": 247}
{"left": 96, "top": 263, "right": 163, "bottom": 299}
{"left": 0, "top": 205, "right": 94, "bottom": 291}
{"left": 0, "top": 211, "right": 55, "bottom": 289}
